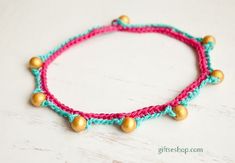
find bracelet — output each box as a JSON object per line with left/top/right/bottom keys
{"left": 28, "top": 15, "right": 224, "bottom": 133}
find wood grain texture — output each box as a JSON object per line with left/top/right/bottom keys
{"left": 0, "top": 0, "right": 234, "bottom": 162}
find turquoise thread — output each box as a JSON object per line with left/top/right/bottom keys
{"left": 208, "top": 75, "right": 220, "bottom": 84}
{"left": 116, "top": 19, "right": 201, "bottom": 42}
{"left": 204, "top": 42, "right": 215, "bottom": 72}
{"left": 86, "top": 118, "right": 123, "bottom": 129}
{"left": 39, "top": 19, "right": 205, "bottom": 62}
{"left": 39, "top": 98, "right": 177, "bottom": 129}
{"left": 36, "top": 74, "right": 211, "bottom": 128}
{"left": 116, "top": 18, "right": 214, "bottom": 72}
{"left": 31, "top": 69, "right": 43, "bottom": 93}
{"left": 180, "top": 75, "right": 219, "bottom": 106}
{"left": 135, "top": 106, "right": 176, "bottom": 127}
{"left": 39, "top": 27, "right": 101, "bottom": 61}
{"left": 33, "top": 69, "right": 219, "bottom": 129}
{"left": 42, "top": 100, "right": 77, "bottom": 122}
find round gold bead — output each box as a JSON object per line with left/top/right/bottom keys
{"left": 121, "top": 117, "right": 136, "bottom": 133}
{"left": 172, "top": 105, "right": 188, "bottom": 121}
{"left": 202, "top": 35, "right": 216, "bottom": 44}
{"left": 31, "top": 92, "right": 46, "bottom": 107}
{"left": 71, "top": 116, "right": 87, "bottom": 132}
{"left": 118, "top": 15, "right": 130, "bottom": 24}
{"left": 29, "top": 57, "right": 43, "bottom": 69}
{"left": 211, "top": 69, "right": 224, "bottom": 83}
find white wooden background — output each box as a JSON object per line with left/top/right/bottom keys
{"left": 0, "top": 0, "right": 234, "bottom": 162}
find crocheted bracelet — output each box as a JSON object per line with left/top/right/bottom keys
{"left": 28, "top": 15, "right": 224, "bottom": 133}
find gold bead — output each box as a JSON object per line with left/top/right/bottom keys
{"left": 211, "top": 69, "right": 224, "bottom": 83}
{"left": 29, "top": 57, "right": 43, "bottom": 69}
{"left": 172, "top": 105, "right": 188, "bottom": 121}
{"left": 71, "top": 116, "right": 87, "bottom": 132}
{"left": 121, "top": 117, "right": 136, "bottom": 133}
{"left": 31, "top": 92, "right": 46, "bottom": 107}
{"left": 202, "top": 35, "right": 216, "bottom": 44}
{"left": 118, "top": 15, "right": 130, "bottom": 24}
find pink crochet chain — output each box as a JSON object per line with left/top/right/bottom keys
{"left": 29, "top": 16, "right": 223, "bottom": 133}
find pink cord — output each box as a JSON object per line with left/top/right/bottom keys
{"left": 40, "top": 24, "right": 209, "bottom": 119}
